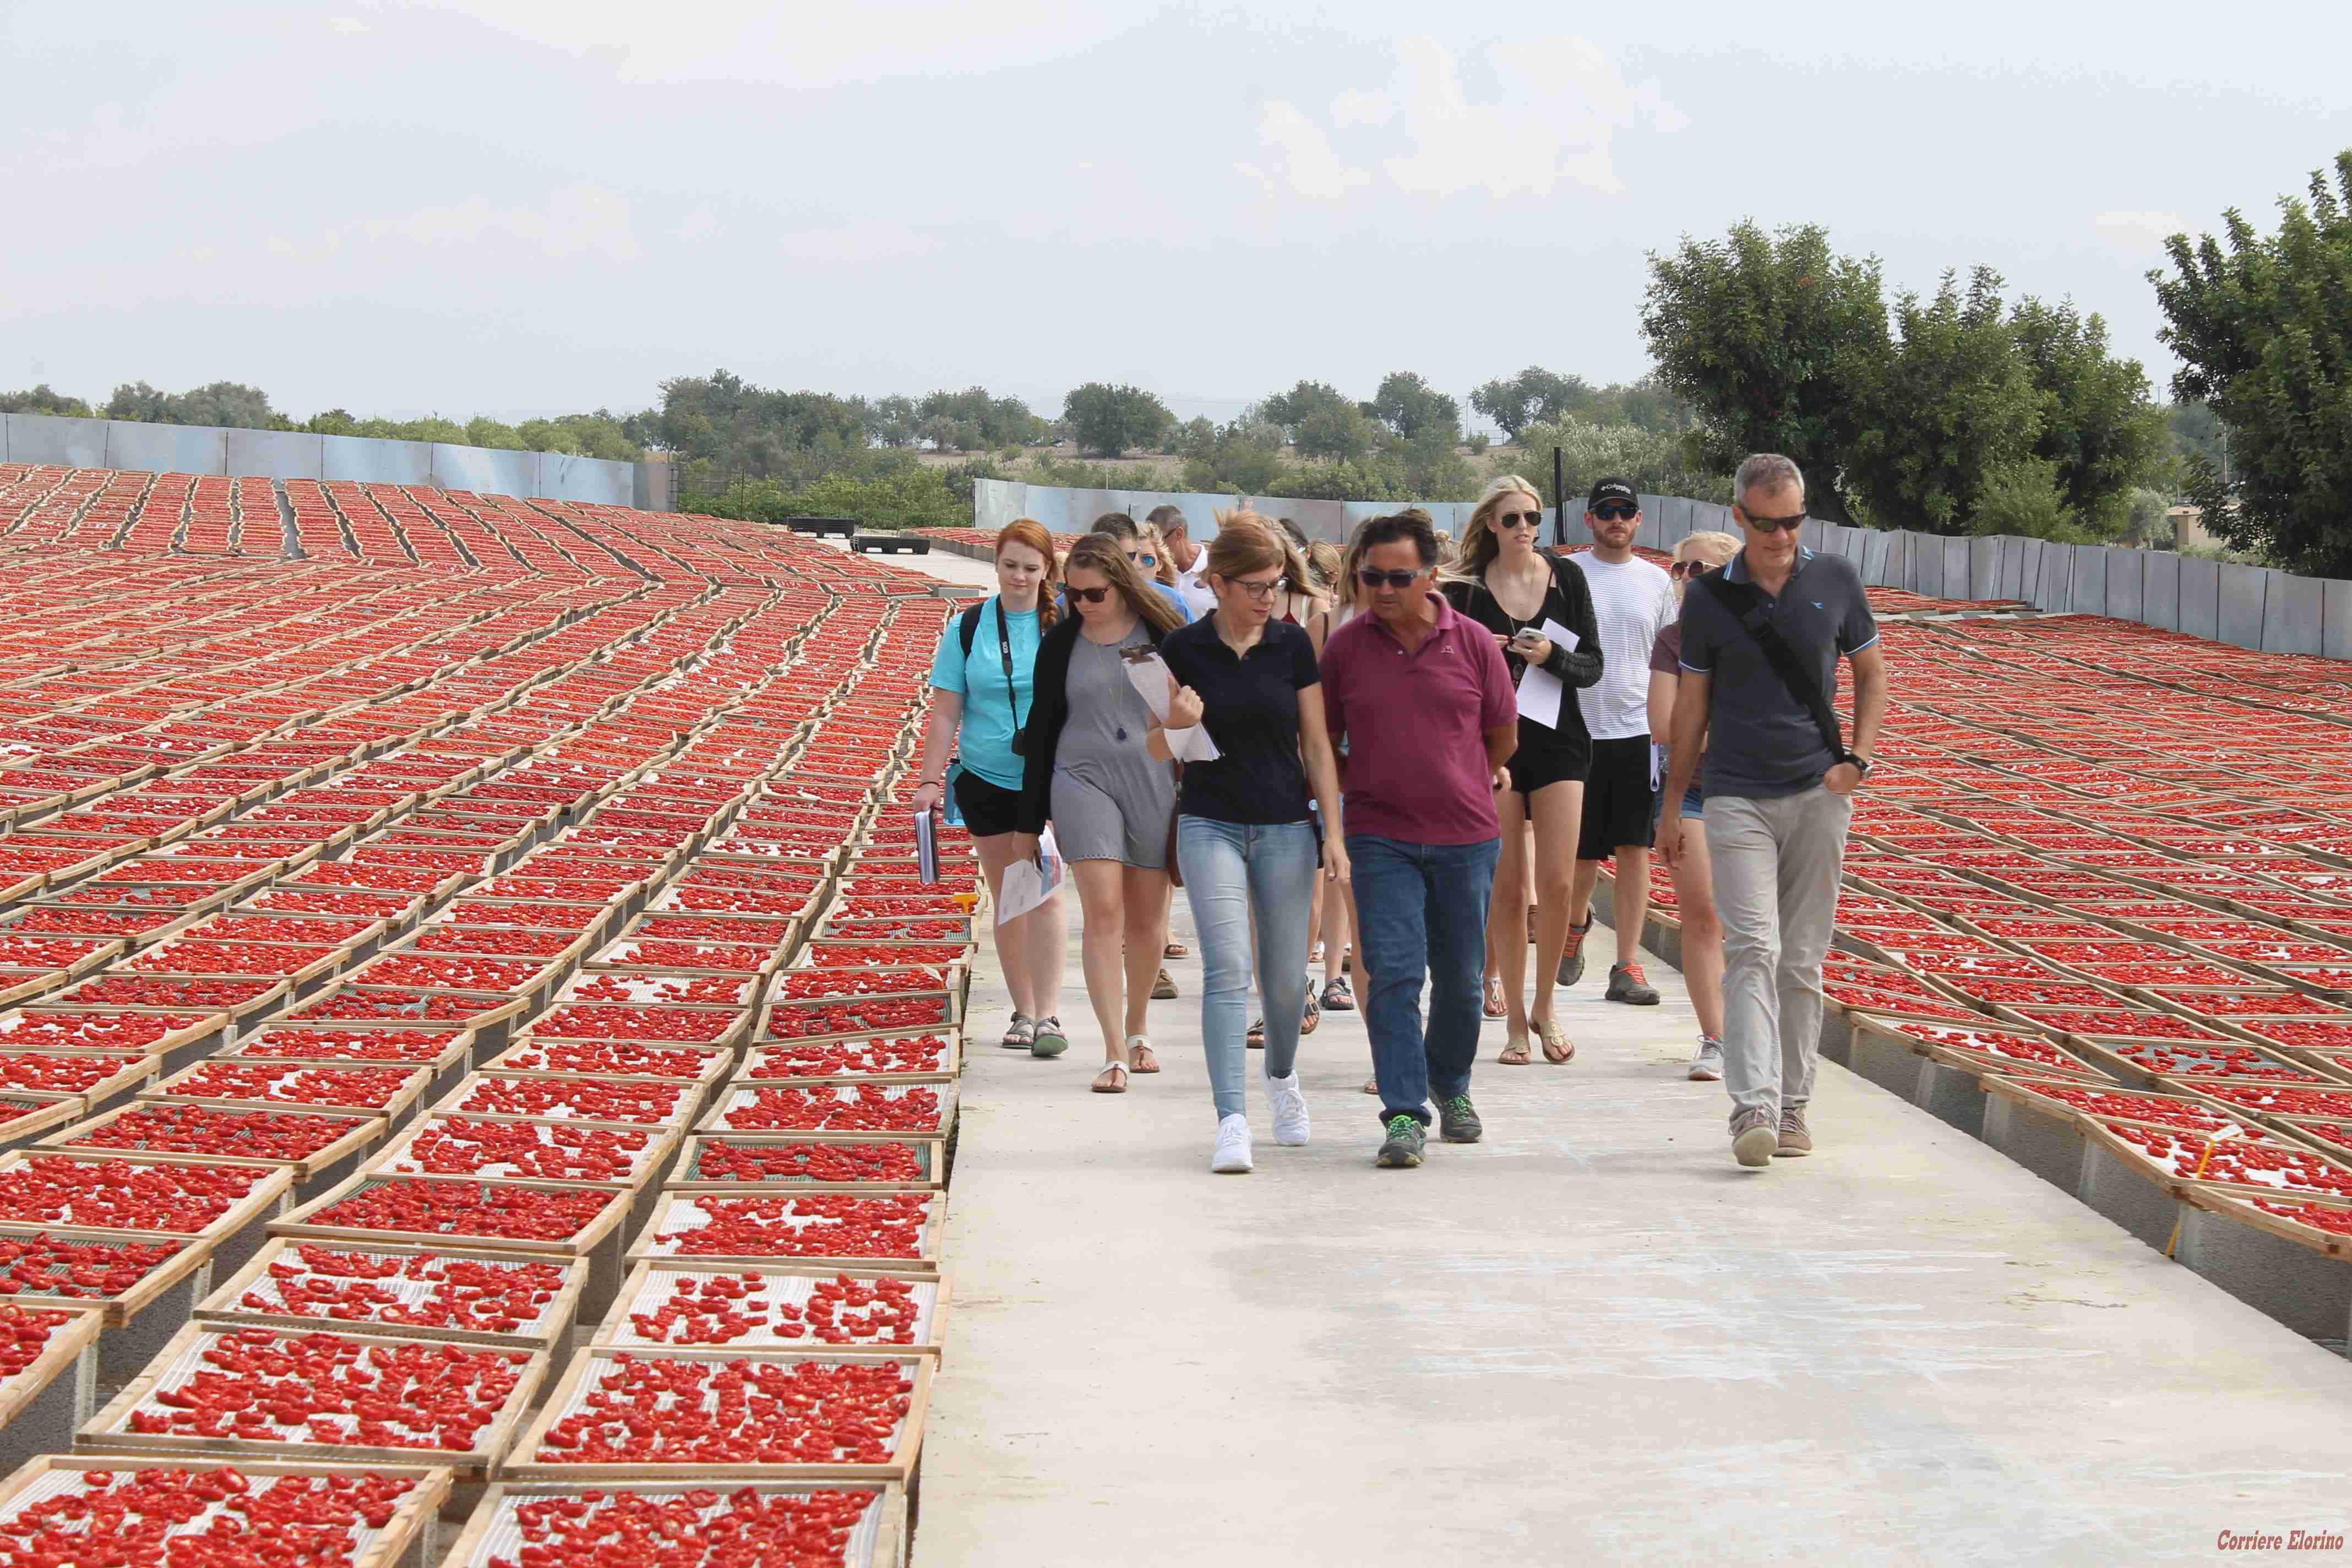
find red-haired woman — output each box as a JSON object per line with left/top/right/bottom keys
{"left": 913, "top": 519, "right": 1071, "bottom": 1056}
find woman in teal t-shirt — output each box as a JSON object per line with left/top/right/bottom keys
{"left": 911, "top": 519, "right": 1071, "bottom": 1055}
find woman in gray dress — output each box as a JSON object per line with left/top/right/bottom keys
{"left": 1014, "top": 535, "right": 1188, "bottom": 1092}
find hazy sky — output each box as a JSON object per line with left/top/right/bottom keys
{"left": 7, "top": 1, "right": 2350, "bottom": 429}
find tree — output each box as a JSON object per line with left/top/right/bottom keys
{"left": 2008, "top": 297, "right": 2167, "bottom": 535}
{"left": 465, "top": 416, "right": 527, "bottom": 450}
{"left": 1178, "top": 417, "right": 1286, "bottom": 493}
{"left": 1846, "top": 268, "right": 2044, "bottom": 533}
{"left": 1258, "top": 381, "right": 1353, "bottom": 440}
{"left": 1508, "top": 417, "right": 1732, "bottom": 507}
{"left": 870, "top": 395, "right": 919, "bottom": 448}
{"left": 0, "top": 384, "right": 94, "bottom": 417}
{"left": 1471, "top": 367, "right": 1593, "bottom": 440}
{"left": 165, "top": 381, "right": 274, "bottom": 429}
{"left": 2165, "top": 400, "right": 2225, "bottom": 483}
{"left": 102, "top": 382, "right": 170, "bottom": 423}
{"left": 1294, "top": 399, "right": 1379, "bottom": 462}
{"left": 1641, "top": 220, "right": 1890, "bottom": 522}
{"left": 1061, "top": 383, "right": 1172, "bottom": 458}
{"left": 1366, "top": 372, "right": 1460, "bottom": 442}
{"left": 2153, "top": 151, "right": 2352, "bottom": 575}
{"left": 305, "top": 409, "right": 358, "bottom": 436}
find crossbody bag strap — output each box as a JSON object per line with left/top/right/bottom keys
{"left": 1691, "top": 571, "right": 1845, "bottom": 760}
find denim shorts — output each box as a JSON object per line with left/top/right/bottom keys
{"left": 1649, "top": 785, "right": 1704, "bottom": 839}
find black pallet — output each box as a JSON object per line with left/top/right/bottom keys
{"left": 851, "top": 533, "right": 930, "bottom": 554}
{"left": 786, "top": 516, "right": 858, "bottom": 537}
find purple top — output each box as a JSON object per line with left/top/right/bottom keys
{"left": 1320, "top": 594, "right": 1518, "bottom": 846}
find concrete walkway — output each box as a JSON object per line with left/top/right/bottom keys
{"left": 853, "top": 542, "right": 2352, "bottom": 1565}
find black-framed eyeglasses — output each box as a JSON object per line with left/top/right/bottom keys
{"left": 1068, "top": 584, "right": 1113, "bottom": 604}
{"left": 1358, "top": 568, "right": 1423, "bottom": 590}
{"left": 1224, "top": 575, "right": 1283, "bottom": 601}
{"left": 1592, "top": 504, "right": 1637, "bottom": 522}
{"left": 1740, "top": 508, "right": 1807, "bottom": 533}
{"left": 1496, "top": 510, "right": 1542, "bottom": 529}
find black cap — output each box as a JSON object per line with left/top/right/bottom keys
{"left": 1587, "top": 477, "right": 1637, "bottom": 511}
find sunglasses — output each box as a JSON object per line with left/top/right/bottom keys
{"left": 1125, "top": 551, "right": 1158, "bottom": 568}
{"left": 1592, "top": 504, "right": 1637, "bottom": 522}
{"left": 1740, "top": 508, "right": 1807, "bottom": 533}
{"left": 1497, "top": 510, "right": 1542, "bottom": 529}
{"left": 1358, "top": 568, "right": 1424, "bottom": 590}
{"left": 1068, "top": 585, "right": 1114, "bottom": 604}
{"left": 1669, "top": 560, "right": 1706, "bottom": 580}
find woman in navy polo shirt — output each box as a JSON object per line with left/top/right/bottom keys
{"left": 1151, "top": 514, "right": 1347, "bottom": 1175}
{"left": 911, "top": 519, "right": 1071, "bottom": 1058}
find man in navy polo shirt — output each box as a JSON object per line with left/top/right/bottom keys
{"left": 1321, "top": 509, "right": 1520, "bottom": 1169}
{"left": 1657, "top": 454, "right": 1887, "bottom": 1169}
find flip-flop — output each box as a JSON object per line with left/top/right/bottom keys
{"left": 1498, "top": 1035, "right": 1534, "bottom": 1065}
{"left": 1538, "top": 1020, "right": 1575, "bottom": 1064}
{"left": 1126, "top": 1035, "right": 1160, "bottom": 1074}
{"left": 1163, "top": 941, "right": 1188, "bottom": 958}
{"left": 1092, "top": 1060, "right": 1128, "bottom": 1093}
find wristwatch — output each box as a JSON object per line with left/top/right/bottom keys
{"left": 1839, "top": 752, "right": 1873, "bottom": 778}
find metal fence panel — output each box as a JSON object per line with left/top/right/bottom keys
{"left": 542, "top": 454, "right": 633, "bottom": 507}
{"left": 1860, "top": 529, "right": 1891, "bottom": 586}
{"left": 2179, "top": 557, "right": 2221, "bottom": 640}
{"left": 1941, "top": 536, "right": 1970, "bottom": 601}
{"left": 2105, "top": 548, "right": 2146, "bottom": 623}
{"left": 1999, "top": 536, "right": 2031, "bottom": 602}
{"left": 2142, "top": 549, "right": 2181, "bottom": 632}
{"left": 2066, "top": 546, "right": 2107, "bottom": 615}
{"left": 2262, "top": 573, "right": 2323, "bottom": 655}
{"left": 225, "top": 428, "right": 324, "bottom": 480}
{"left": 104, "top": 421, "right": 227, "bottom": 475}
{"left": 1912, "top": 532, "right": 1946, "bottom": 598}
{"left": 1633, "top": 495, "right": 1666, "bottom": 551}
{"left": 2325, "top": 581, "right": 2352, "bottom": 662}
{"left": 1964, "top": 536, "right": 1998, "bottom": 601}
{"left": 428, "top": 444, "right": 538, "bottom": 499}
{"left": 1657, "top": 496, "right": 1695, "bottom": 548}
{"left": 322, "top": 434, "right": 432, "bottom": 485}
{"left": 4, "top": 413, "right": 108, "bottom": 467}
{"left": 2216, "top": 562, "right": 2269, "bottom": 649}
{"left": 2035, "top": 540, "right": 2070, "bottom": 609}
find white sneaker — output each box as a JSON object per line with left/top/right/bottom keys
{"left": 1689, "top": 1037, "right": 1724, "bottom": 1082}
{"left": 1211, "top": 1113, "right": 1253, "bottom": 1173}
{"left": 1265, "top": 1066, "right": 1310, "bottom": 1146}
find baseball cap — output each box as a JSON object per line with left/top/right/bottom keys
{"left": 1587, "top": 477, "right": 1637, "bottom": 511}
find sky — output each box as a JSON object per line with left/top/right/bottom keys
{"left": 6, "top": 0, "right": 2350, "bottom": 431}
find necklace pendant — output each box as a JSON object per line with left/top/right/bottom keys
{"left": 1116, "top": 726, "right": 1129, "bottom": 742}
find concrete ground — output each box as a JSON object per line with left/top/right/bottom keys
{"left": 851, "top": 541, "right": 2352, "bottom": 1566}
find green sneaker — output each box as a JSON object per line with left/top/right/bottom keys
{"left": 1436, "top": 1094, "right": 1483, "bottom": 1144}
{"left": 1376, "top": 1114, "right": 1425, "bottom": 1168}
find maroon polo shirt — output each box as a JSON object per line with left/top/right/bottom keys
{"left": 1320, "top": 592, "right": 1517, "bottom": 845}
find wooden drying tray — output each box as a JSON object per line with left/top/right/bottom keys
{"left": 665, "top": 1134, "right": 945, "bottom": 1194}
{"left": 38, "top": 1101, "right": 386, "bottom": 1183}
{"left": 426, "top": 1070, "right": 712, "bottom": 1133}
{"left": 0, "top": 1303, "right": 102, "bottom": 1430}
{"left": 695, "top": 1078, "right": 958, "bottom": 1144}
{"left": 738, "top": 1030, "right": 965, "bottom": 1084}
{"left": 624, "top": 1188, "right": 946, "bottom": 1273}
{"left": 503, "top": 1346, "right": 929, "bottom": 1484}
{"left": 363, "top": 1112, "right": 684, "bottom": 1192}
{"left": 75, "top": 1320, "right": 548, "bottom": 1484}
{"left": 139, "top": 1059, "right": 434, "bottom": 1124}
{"left": 0, "top": 1148, "right": 292, "bottom": 1244}
{"left": 0, "top": 1453, "right": 451, "bottom": 1568}
{"left": 194, "top": 1235, "right": 588, "bottom": 1357}
{"left": 440, "top": 1479, "right": 905, "bottom": 1568}
{"left": 272, "top": 1171, "right": 634, "bottom": 1260}
{"left": 595, "top": 1257, "right": 949, "bottom": 1358}
{"left": 480, "top": 1036, "right": 734, "bottom": 1088}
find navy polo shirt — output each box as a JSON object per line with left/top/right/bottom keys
{"left": 1676, "top": 547, "right": 1878, "bottom": 799}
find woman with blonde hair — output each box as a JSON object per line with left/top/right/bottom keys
{"left": 1647, "top": 529, "right": 1741, "bottom": 1081}
{"left": 1012, "top": 534, "right": 1186, "bottom": 1092}
{"left": 1154, "top": 513, "right": 1348, "bottom": 1172}
{"left": 913, "top": 519, "right": 1070, "bottom": 1056}
{"left": 1440, "top": 475, "right": 1603, "bottom": 1065}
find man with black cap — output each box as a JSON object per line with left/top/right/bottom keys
{"left": 1560, "top": 478, "right": 1677, "bottom": 1005}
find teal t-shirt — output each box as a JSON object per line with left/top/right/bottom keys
{"left": 929, "top": 598, "right": 1042, "bottom": 790}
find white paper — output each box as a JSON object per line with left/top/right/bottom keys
{"left": 1512, "top": 619, "right": 1581, "bottom": 729}
{"left": 1123, "top": 652, "right": 1220, "bottom": 760}
{"left": 1164, "top": 725, "right": 1220, "bottom": 763}
{"left": 998, "top": 826, "right": 1064, "bottom": 922}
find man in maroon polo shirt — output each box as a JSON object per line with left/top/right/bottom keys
{"left": 1321, "top": 509, "right": 1520, "bottom": 1169}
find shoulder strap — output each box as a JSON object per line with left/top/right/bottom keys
{"left": 1691, "top": 571, "right": 1845, "bottom": 760}
{"left": 958, "top": 600, "right": 985, "bottom": 657}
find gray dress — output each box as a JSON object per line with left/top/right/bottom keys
{"left": 1051, "top": 625, "right": 1179, "bottom": 867}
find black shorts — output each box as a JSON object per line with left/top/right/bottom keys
{"left": 1505, "top": 730, "right": 1591, "bottom": 798}
{"left": 952, "top": 769, "right": 1023, "bottom": 839}
{"left": 1578, "top": 737, "right": 1657, "bottom": 858}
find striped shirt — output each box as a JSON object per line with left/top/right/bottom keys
{"left": 1569, "top": 553, "right": 1678, "bottom": 740}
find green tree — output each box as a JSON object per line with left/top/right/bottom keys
{"left": 2008, "top": 297, "right": 2166, "bottom": 535}
{"left": 102, "top": 382, "right": 170, "bottom": 423}
{"left": 1640, "top": 220, "right": 1890, "bottom": 522}
{"left": 464, "top": 416, "right": 527, "bottom": 450}
{"left": 1366, "top": 371, "right": 1461, "bottom": 442}
{"left": 1061, "top": 383, "right": 1172, "bottom": 458}
{"left": 1178, "top": 417, "right": 1286, "bottom": 493}
{"left": 304, "top": 409, "right": 359, "bottom": 435}
{"left": 1845, "top": 267, "right": 2043, "bottom": 533}
{"left": 1508, "top": 417, "right": 1732, "bottom": 507}
{"left": 2153, "top": 151, "right": 2352, "bottom": 575}
{"left": 2164, "top": 400, "right": 2225, "bottom": 482}
{"left": 1258, "top": 381, "right": 1353, "bottom": 442}
{"left": 0, "top": 384, "right": 95, "bottom": 417}
{"left": 1471, "top": 367, "right": 1593, "bottom": 440}
{"left": 870, "top": 395, "right": 919, "bottom": 448}
{"left": 164, "top": 381, "right": 275, "bottom": 428}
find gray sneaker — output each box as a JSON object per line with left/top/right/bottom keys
{"left": 1732, "top": 1108, "right": 1777, "bottom": 1168}
{"left": 1556, "top": 921, "right": 1591, "bottom": 988}
{"left": 1689, "top": 1036, "right": 1724, "bottom": 1081}
{"left": 1436, "top": 1094, "right": 1483, "bottom": 1144}
{"left": 1375, "top": 1114, "right": 1426, "bottom": 1168}
{"left": 1606, "top": 962, "right": 1660, "bottom": 1005}
{"left": 1776, "top": 1105, "right": 1814, "bottom": 1157}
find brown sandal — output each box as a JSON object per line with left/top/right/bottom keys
{"left": 1538, "top": 1020, "right": 1575, "bottom": 1064}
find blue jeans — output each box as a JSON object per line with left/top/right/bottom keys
{"left": 1348, "top": 833, "right": 1500, "bottom": 1127}
{"left": 1177, "top": 816, "right": 1318, "bottom": 1120}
